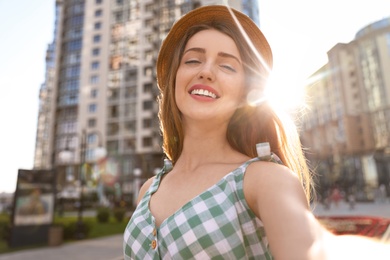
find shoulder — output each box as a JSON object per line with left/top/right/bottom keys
{"left": 136, "top": 176, "right": 156, "bottom": 204}
{"left": 245, "top": 160, "right": 300, "bottom": 187}
{"left": 243, "top": 160, "right": 308, "bottom": 218}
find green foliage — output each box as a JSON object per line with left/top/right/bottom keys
{"left": 96, "top": 207, "right": 110, "bottom": 223}
{"left": 88, "top": 219, "right": 128, "bottom": 238}
{"left": 0, "top": 212, "right": 130, "bottom": 254}
{"left": 113, "top": 207, "right": 126, "bottom": 222}
{"left": 0, "top": 220, "right": 10, "bottom": 243}
{"left": 53, "top": 215, "right": 128, "bottom": 240}
{"left": 60, "top": 220, "right": 93, "bottom": 240}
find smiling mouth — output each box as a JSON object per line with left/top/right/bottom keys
{"left": 189, "top": 89, "right": 218, "bottom": 99}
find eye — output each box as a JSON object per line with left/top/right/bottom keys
{"left": 221, "top": 64, "right": 236, "bottom": 72}
{"left": 184, "top": 59, "right": 201, "bottom": 65}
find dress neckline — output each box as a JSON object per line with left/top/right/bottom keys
{"left": 148, "top": 157, "right": 260, "bottom": 229}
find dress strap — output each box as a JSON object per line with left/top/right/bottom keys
{"left": 256, "top": 142, "right": 283, "bottom": 165}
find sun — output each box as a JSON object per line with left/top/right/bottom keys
{"left": 246, "top": 67, "right": 308, "bottom": 114}
{"left": 265, "top": 69, "right": 307, "bottom": 112}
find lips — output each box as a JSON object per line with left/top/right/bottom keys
{"left": 188, "top": 84, "right": 220, "bottom": 99}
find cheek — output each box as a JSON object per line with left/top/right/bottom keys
{"left": 174, "top": 78, "right": 185, "bottom": 111}
{"left": 174, "top": 69, "right": 189, "bottom": 98}
{"left": 229, "top": 77, "right": 246, "bottom": 103}
{"left": 175, "top": 69, "right": 184, "bottom": 92}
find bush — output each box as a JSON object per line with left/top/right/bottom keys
{"left": 113, "top": 208, "right": 126, "bottom": 222}
{"left": 96, "top": 207, "right": 110, "bottom": 223}
{"left": 62, "top": 220, "right": 93, "bottom": 240}
{"left": 0, "top": 220, "right": 10, "bottom": 243}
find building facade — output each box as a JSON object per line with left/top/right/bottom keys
{"left": 33, "top": 0, "right": 261, "bottom": 204}
{"left": 301, "top": 17, "right": 390, "bottom": 200}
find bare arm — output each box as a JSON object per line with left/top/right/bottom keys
{"left": 244, "top": 161, "right": 390, "bottom": 259}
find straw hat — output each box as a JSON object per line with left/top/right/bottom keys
{"left": 156, "top": 5, "right": 273, "bottom": 91}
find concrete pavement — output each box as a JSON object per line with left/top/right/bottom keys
{"left": 312, "top": 200, "right": 390, "bottom": 219}
{"left": 0, "top": 201, "right": 389, "bottom": 260}
{"left": 0, "top": 234, "right": 124, "bottom": 260}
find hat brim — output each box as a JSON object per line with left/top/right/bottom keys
{"left": 156, "top": 5, "right": 273, "bottom": 91}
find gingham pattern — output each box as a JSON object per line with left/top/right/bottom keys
{"left": 124, "top": 153, "right": 282, "bottom": 260}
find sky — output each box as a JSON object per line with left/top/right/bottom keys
{"left": 0, "top": 0, "right": 389, "bottom": 193}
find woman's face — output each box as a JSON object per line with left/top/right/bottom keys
{"left": 175, "top": 29, "right": 245, "bottom": 126}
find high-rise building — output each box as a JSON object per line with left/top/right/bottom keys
{"left": 33, "top": 0, "right": 261, "bottom": 201}
{"left": 301, "top": 17, "right": 390, "bottom": 199}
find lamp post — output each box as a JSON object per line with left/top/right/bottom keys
{"left": 59, "top": 129, "right": 106, "bottom": 239}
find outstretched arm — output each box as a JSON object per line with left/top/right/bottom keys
{"left": 244, "top": 161, "right": 390, "bottom": 260}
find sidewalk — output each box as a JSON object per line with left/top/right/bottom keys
{"left": 312, "top": 201, "right": 390, "bottom": 219}
{"left": 0, "top": 234, "right": 124, "bottom": 260}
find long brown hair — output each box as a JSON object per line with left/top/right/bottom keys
{"left": 158, "top": 22, "right": 313, "bottom": 202}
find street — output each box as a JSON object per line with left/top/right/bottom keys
{"left": 312, "top": 200, "right": 390, "bottom": 219}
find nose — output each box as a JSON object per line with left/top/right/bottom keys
{"left": 198, "top": 63, "right": 215, "bottom": 81}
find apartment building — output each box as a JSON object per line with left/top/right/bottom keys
{"left": 33, "top": 0, "right": 261, "bottom": 201}
{"left": 301, "top": 17, "right": 390, "bottom": 199}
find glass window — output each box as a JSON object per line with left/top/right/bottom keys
{"left": 143, "top": 83, "right": 152, "bottom": 93}
{"left": 85, "top": 148, "right": 95, "bottom": 161}
{"left": 94, "top": 22, "right": 101, "bottom": 30}
{"left": 125, "top": 121, "right": 136, "bottom": 132}
{"left": 92, "top": 48, "right": 100, "bottom": 56}
{"left": 88, "top": 118, "right": 96, "bottom": 127}
{"left": 66, "top": 166, "right": 75, "bottom": 181}
{"left": 89, "top": 104, "right": 97, "bottom": 113}
{"left": 125, "top": 103, "right": 136, "bottom": 116}
{"left": 67, "top": 39, "right": 82, "bottom": 51}
{"left": 71, "top": 3, "right": 84, "bottom": 14}
{"left": 66, "top": 52, "right": 81, "bottom": 64}
{"left": 143, "top": 118, "right": 152, "bottom": 128}
{"left": 108, "top": 123, "right": 119, "bottom": 135}
{"left": 125, "top": 87, "right": 136, "bottom": 98}
{"left": 66, "top": 66, "right": 80, "bottom": 78}
{"left": 63, "top": 79, "right": 79, "bottom": 91}
{"left": 142, "top": 137, "right": 152, "bottom": 147}
{"left": 93, "top": 35, "right": 101, "bottom": 43}
{"left": 107, "top": 140, "right": 119, "bottom": 151}
{"left": 91, "top": 61, "right": 99, "bottom": 70}
{"left": 95, "top": 9, "right": 102, "bottom": 17}
{"left": 91, "top": 75, "right": 99, "bottom": 84}
{"left": 109, "top": 106, "right": 119, "bottom": 117}
{"left": 143, "top": 100, "right": 153, "bottom": 110}
{"left": 87, "top": 133, "right": 97, "bottom": 144}
{"left": 70, "top": 15, "right": 83, "bottom": 26}
{"left": 109, "top": 89, "right": 119, "bottom": 100}
{"left": 91, "top": 89, "right": 98, "bottom": 98}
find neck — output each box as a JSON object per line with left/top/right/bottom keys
{"left": 174, "top": 122, "right": 246, "bottom": 171}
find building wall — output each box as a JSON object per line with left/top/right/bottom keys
{"left": 301, "top": 17, "right": 390, "bottom": 197}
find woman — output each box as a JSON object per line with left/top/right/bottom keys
{"left": 124, "top": 5, "right": 389, "bottom": 259}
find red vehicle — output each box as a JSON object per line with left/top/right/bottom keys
{"left": 317, "top": 216, "right": 390, "bottom": 241}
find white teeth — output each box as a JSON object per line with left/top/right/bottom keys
{"left": 190, "top": 89, "right": 217, "bottom": 99}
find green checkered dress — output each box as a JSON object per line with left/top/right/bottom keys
{"left": 124, "top": 144, "right": 281, "bottom": 259}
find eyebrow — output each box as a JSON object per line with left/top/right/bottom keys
{"left": 183, "top": 47, "right": 241, "bottom": 64}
